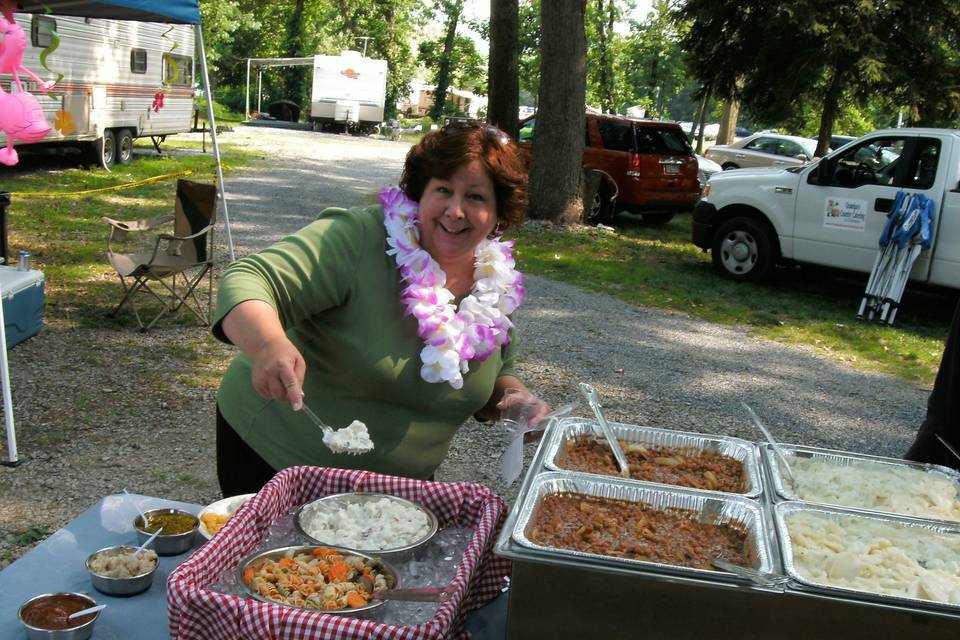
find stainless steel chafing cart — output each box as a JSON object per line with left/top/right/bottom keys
{"left": 495, "top": 418, "right": 960, "bottom": 639}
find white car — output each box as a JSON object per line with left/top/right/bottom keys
{"left": 696, "top": 154, "right": 722, "bottom": 194}
{"left": 705, "top": 133, "right": 818, "bottom": 170}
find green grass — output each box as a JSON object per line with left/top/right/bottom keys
{"left": 4, "top": 139, "right": 258, "bottom": 329}
{"left": 509, "top": 212, "right": 953, "bottom": 387}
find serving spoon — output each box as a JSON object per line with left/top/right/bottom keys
{"left": 579, "top": 383, "right": 630, "bottom": 478}
{"left": 711, "top": 559, "right": 788, "bottom": 588}
{"left": 741, "top": 402, "right": 796, "bottom": 489}
{"left": 300, "top": 402, "right": 373, "bottom": 455}
{"left": 68, "top": 604, "right": 107, "bottom": 620}
{"left": 371, "top": 586, "right": 453, "bottom": 603}
{"left": 936, "top": 434, "right": 960, "bottom": 466}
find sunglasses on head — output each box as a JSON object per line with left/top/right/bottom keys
{"left": 442, "top": 120, "right": 512, "bottom": 145}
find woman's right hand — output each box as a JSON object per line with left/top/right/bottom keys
{"left": 249, "top": 336, "right": 306, "bottom": 409}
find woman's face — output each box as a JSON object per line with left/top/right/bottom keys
{"left": 417, "top": 159, "right": 498, "bottom": 268}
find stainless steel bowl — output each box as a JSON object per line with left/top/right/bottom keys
{"left": 294, "top": 492, "right": 438, "bottom": 559}
{"left": 86, "top": 545, "right": 158, "bottom": 596}
{"left": 238, "top": 545, "right": 399, "bottom": 616}
{"left": 134, "top": 508, "right": 198, "bottom": 556}
{"left": 18, "top": 591, "right": 99, "bottom": 640}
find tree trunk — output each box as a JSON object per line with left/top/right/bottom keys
{"left": 716, "top": 98, "right": 740, "bottom": 145}
{"left": 694, "top": 86, "right": 711, "bottom": 155}
{"left": 429, "top": 1, "right": 464, "bottom": 121}
{"left": 528, "top": 0, "right": 587, "bottom": 224}
{"left": 815, "top": 66, "right": 843, "bottom": 157}
{"left": 488, "top": 0, "right": 520, "bottom": 138}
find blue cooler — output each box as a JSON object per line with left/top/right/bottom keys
{"left": 0, "top": 266, "right": 44, "bottom": 349}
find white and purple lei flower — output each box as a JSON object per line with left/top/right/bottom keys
{"left": 380, "top": 186, "right": 525, "bottom": 389}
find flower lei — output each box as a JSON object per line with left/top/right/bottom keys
{"left": 380, "top": 186, "right": 525, "bottom": 389}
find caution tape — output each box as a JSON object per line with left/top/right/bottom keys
{"left": 7, "top": 168, "right": 198, "bottom": 199}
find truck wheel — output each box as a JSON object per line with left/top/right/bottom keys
{"left": 640, "top": 212, "right": 675, "bottom": 226}
{"left": 88, "top": 131, "right": 117, "bottom": 170}
{"left": 712, "top": 216, "right": 775, "bottom": 282}
{"left": 585, "top": 184, "right": 613, "bottom": 224}
{"left": 722, "top": 162, "right": 739, "bottom": 171}
{"left": 116, "top": 129, "right": 134, "bottom": 165}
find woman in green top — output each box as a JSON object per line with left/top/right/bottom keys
{"left": 214, "top": 123, "right": 549, "bottom": 495}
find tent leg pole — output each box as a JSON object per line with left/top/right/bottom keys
{"left": 245, "top": 58, "right": 251, "bottom": 121}
{"left": 0, "top": 281, "right": 18, "bottom": 466}
{"left": 195, "top": 25, "right": 235, "bottom": 262}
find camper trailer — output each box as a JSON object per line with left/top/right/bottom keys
{"left": 309, "top": 50, "right": 387, "bottom": 134}
{"left": 1, "top": 13, "right": 195, "bottom": 168}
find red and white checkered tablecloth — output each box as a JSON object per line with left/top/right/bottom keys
{"left": 167, "top": 466, "right": 511, "bottom": 640}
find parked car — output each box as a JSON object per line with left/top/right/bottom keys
{"left": 705, "top": 133, "right": 818, "bottom": 170}
{"left": 696, "top": 154, "right": 722, "bottom": 194}
{"left": 811, "top": 134, "right": 857, "bottom": 152}
{"left": 518, "top": 113, "right": 700, "bottom": 225}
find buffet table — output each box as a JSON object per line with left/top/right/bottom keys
{"left": 497, "top": 419, "right": 960, "bottom": 639}
{"left": 0, "top": 493, "right": 507, "bottom": 639}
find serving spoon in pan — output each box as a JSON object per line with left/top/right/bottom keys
{"left": 579, "top": 383, "right": 630, "bottom": 478}
{"left": 742, "top": 402, "right": 796, "bottom": 489}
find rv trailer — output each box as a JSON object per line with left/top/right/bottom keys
{"left": 309, "top": 50, "right": 387, "bottom": 134}
{"left": 1, "top": 13, "right": 195, "bottom": 169}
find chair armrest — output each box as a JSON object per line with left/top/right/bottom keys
{"left": 102, "top": 213, "right": 174, "bottom": 232}
{"left": 158, "top": 224, "right": 214, "bottom": 243}
{"left": 102, "top": 214, "right": 174, "bottom": 244}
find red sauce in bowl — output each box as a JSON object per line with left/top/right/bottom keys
{"left": 21, "top": 594, "right": 96, "bottom": 630}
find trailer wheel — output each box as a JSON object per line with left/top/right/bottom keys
{"left": 88, "top": 131, "right": 117, "bottom": 170}
{"left": 116, "top": 129, "right": 134, "bottom": 166}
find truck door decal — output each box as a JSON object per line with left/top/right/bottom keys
{"left": 824, "top": 197, "right": 867, "bottom": 231}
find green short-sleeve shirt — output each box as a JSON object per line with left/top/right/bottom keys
{"left": 214, "top": 205, "right": 518, "bottom": 479}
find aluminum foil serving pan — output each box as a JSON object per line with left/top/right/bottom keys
{"left": 512, "top": 472, "right": 774, "bottom": 583}
{"left": 543, "top": 417, "right": 762, "bottom": 498}
{"left": 774, "top": 501, "right": 960, "bottom": 614}
{"left": 762, "top": 443, "right": 960, "bottom": 524}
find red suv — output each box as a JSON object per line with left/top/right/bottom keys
{"left": 518, "top": 113, "right": 700, "bottom": 224}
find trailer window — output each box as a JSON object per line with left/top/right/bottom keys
{"left": 130, "top": 49, "right": 147, "bottom": 74}
{"left": 162, "top": 53, "right": 193, "bottom": 87}
{"left": 31, "top": 16, "right": 56, "bottom": 48}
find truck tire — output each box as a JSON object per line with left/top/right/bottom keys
{"left": 640, "top": 212, "right": 675, "bottom": 226}
{"left": 711, "top": 216, "right": 775, "bottom": 282}
{"left": 116, "top": 129, "right": 134, "bottom": 166}
{"left": 88, "top": 131, "right": 117, "bottom": 170}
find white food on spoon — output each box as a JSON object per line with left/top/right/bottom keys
{"left": 322, "top": 420, "right": 375, "bottom": 455}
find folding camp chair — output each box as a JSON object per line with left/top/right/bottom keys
{"left": 102, "top": 179, "right": 218, "bottom": 331}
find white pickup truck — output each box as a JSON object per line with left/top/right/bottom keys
{"left": 692, "top": 128, "right": 960, "bottom": 288}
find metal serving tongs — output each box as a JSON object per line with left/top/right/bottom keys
{"left": 579, "top": 383, "right": 630, "bottom": 478}
{"left": 742, "top": 402, "right": 796, "bottom": 489}
{"left": 711, "top": 559, "right": 789, "bottom": 588}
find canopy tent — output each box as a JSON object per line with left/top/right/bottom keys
{"left": 2, "top": 0, "right": 234, "bottom": 465}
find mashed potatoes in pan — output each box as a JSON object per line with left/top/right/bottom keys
{"left": 783, "top": 457, "right": 960, "bottom": 522}
{"left": 787, "top": 511, "right": 960, "bottom": 606}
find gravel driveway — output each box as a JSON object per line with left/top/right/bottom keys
{"left": 0, "top": 125, "right": 929, "bottom": 567}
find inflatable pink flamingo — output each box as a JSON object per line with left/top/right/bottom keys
{"left": 0, "top": 10, "right": 55, "bottom": 166}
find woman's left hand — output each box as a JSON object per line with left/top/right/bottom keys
{"left": 497, "top": 387, "right": 551, "bottom": 427}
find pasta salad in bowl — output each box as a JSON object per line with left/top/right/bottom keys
{"left": 238, "top": 545, "right": 398, "bottom": 615}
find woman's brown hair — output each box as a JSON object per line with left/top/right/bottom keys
{"left": 399, "top": 123, "right": 528, "bottom": 232}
